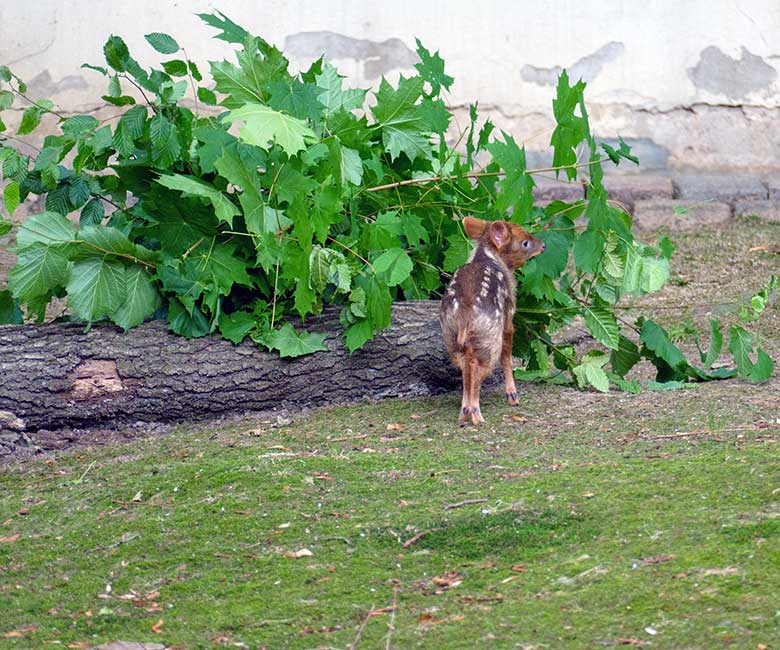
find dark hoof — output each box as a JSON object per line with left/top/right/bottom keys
{"left": 505, "top": 391, "right": 519, "bottom": 406}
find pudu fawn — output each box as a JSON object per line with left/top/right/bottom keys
{"left": 439, "top": 217, "right": 545, "bottom": 425}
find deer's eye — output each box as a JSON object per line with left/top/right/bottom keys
{"left": 522, "top": 240, "right": 530, "bottom": 248}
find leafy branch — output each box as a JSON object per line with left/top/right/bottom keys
{"left": 0, "top": 12, "right": 774, "bottom": 382}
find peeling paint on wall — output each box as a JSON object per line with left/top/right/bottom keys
{"left": 688, "top": 46, "right": 777, "bottom": 97}
{"left": 26, "top": 70, "right": 88, "bottom": 97}
{"left": 284, "top": 31, "right": 417, "bottom": 79}
{"left": 521, "top": 42, "right": 625, "bottom": 86}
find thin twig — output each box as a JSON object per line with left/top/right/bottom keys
{"left": 402, "top": 529, "right": 440, "bottom": 548}
{"left": 350, "top": 605, "right": 376, "bottom": 650}
{"left": 327, "top": 236, "right": 374, "bottom": 270}
{"left": 78, "top": 460, "right": 97, "bottom": 482}
{"left": 365, "top": 157, "right": 608, "bottom": 193}
{"left": 181, "top": 47, "right": 199, "bottom": 114}
{"left": 385, "top": 583, "right": 399, "bottom": 650}
{"left": 121, "top": 74, "right": 156, "bottom": 110}
{"left": 645, "top": 424, "right": 780, "bottom": 440}
{"left": 443, "top": 498, "right": 488, "bottom": 511}
{"left": 270, "top": 258, "right": 281, "bottom": 328}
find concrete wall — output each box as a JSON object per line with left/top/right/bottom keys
{"left": 1, "top": 0, "right": 779, "bottom": 172}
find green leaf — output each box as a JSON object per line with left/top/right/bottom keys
{"left": 315, "top": 64, "right": 366, "bottom": 116}
{"left": 646, "top": 380, "right": 689, "bottom": 391}
{"left": 0, "top": 220, "right": 11, "bottom": 237}
{"left": 267, "top": 79, "right": 325, "bottom": 122}
{"left": 371, "top": 75, "right": 429, "bottom": 162}
{"left": 66, "top": 257, "right": 127, "bottom": 321}
{"left": 610, "top": 335, "right": 640, "bottom": 378}
{"left": 728, "top": 325, "right": 761, "bottom": 379}
{"left": 344, "top": 273, "right": 392, "bottom": 352}
{"left": 72, "top": 225, "right": 138, "bottom": 260}
{"left": 8, "top": 243, "right": 70, "bottom": 302}
{"left": 0, "top": 90, "right": 14, "bottom": 110}
{"left": 104, "top": 35, "right": 130, "bottom": 71}
{"left": 156, "top": 174, "right": 240, "bottom": 227}
{"left": 749, "top": 347, "right": 775, "bottom": 382}
{"left": 339, "top": 145, "right": 363, "bottom": 186}
{"left": 373, "top": 248, "right": 413, "bottom": 286}
{"left": 161, "top": 59, "right": 188, "bottom": 77}
{"left": 223, "top": 103, "right": 316, "bottom": 156}
{"left": 112, "top": 105, "right": 148, "bottom": 157}
{"left": 0, "top": 289, "right": 23, "bottom": 324}
{"left": 102, "top": 94, "right": 136, "bottom": 107}
{"left": 18, "top": 105, "right": 44, "bottom": 135}
{"left": 67, "top": 177, "right": 91, "bottom": 209}
{"left": 697, "top": 318, "right": 723, "bottom": 368}
{"left": 197, "top": 87, "right": 217, "bottom": 106}
{"left": 573, "top": 229, "right": 603, "bottom": 274}
{"left": 639, "top": 257, "right": 670, "bottom": 293}
{"left": 16, "top": 211, "right": 77, "bottom": 250}
{"left": 188, "top": 60, "right": 203, "bottom": 82}
{"left": 168, "top": 299, "right": 210, "bottom": 337}
{"left": 3, "top": 181, "right": 20, "bottom": 215}
{"left": 218, "top": 310, "right": 257, "bottom": 344}
{"left": 111, "top": 265, "right": 161, "bottom": 329}
{"left": 267, "top": 322, "right": 328, "bottom": 358}
{"left": 640, "top": 319, "right": 688, "bottom": 373}
{"left": 80, "top": 198, "right": 105, "bottom": 227}
{"left": 443, "top": 235, "right": 471, "bottom": 273}
{"left": 144, "top": 32, "right": 180, "bottom": 55}
{"left": 583, "top": 306, "right": 620, "bottom": 350}
{"left": 214, "top": 148, "right": 266, "bottom": 233}
{"left": 45, "top": 184, "right": 71, "bottom": 215}
{"left": 60, "top": 115, "right": 99, "bottom": 136}
{"left": 572, "top": 351, "right": 610, "bottom": 393}
{"left": 414, "top": 38, "right": 454, "bottom": 95}
{"left": 549, "top": 70, "right": 588, "bottom": 180}
{"left": 658, "top": 236, "right": 676, "bottom": 260}
{"left": 149, "top": 113, "right": 181, "bottom": 168}
{"left": 197, "top": 10, "right": 249, "bottom": 44}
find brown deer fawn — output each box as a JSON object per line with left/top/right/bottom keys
{"left": 439, "top": 217, "right": 545, "bottom": 425}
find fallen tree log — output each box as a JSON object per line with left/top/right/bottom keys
{"left": 0, "top": 301, "right": 474, "bottom": 451}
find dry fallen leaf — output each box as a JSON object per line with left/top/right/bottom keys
{"left": 510, "top": 564, "right": 527, "bottom": 573}
{"left": 641, "top": 553, "right": 675, "bottom": 565}
{"left": 386, "top": 423, "right": 404, "bottom": 431}
{"left": 2, "top": 625, "right": 36, "bottom": 638}
{"left": 284, "top": 548, "right": 314, "bottom": 559}
{"left": 151, "top": 618, "right": 164, "bottom": 633}
{"left": 0, "top": 533, "right": 20, "bottom": 543}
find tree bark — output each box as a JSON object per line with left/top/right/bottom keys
{"left": 0, "top": 301, "right": 471, "bottom": 451}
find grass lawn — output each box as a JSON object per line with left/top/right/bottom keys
{"left": 1, "top": 218, "right": 779, "bottom": 649}
{"left": 1, "top": 382, "right": 779, "bottom": 649}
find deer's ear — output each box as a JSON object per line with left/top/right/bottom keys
{"left": 490, "top": 221, "right": 510, "bottom": 248}
{"left": 463, "top": 216, "right": 486, "bottom": 239}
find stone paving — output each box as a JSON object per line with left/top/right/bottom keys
{"left": 532, "top": 172, "right": 779, "bottom": 230}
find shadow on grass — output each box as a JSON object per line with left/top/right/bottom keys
{"left": 375, "top": 508, "right": 592, "bottom": 560}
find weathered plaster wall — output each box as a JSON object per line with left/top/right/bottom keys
{"left": 1, "top": 0, "right": 779, "bottom": 171}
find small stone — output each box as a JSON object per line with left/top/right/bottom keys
{"left": 602, "top": 175, "right": 674, "bottom": 213}
{"left": 673, "top": 174, "right": 767, "bottom": 203}
{"left": 633, "top": 199, "right": 731, "bottom": 231}
{"left": 733, "top": 199, "right": 780, "bottom": 222}
{"left": 533, "top": 176, "right": 585, "bottom": 203}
